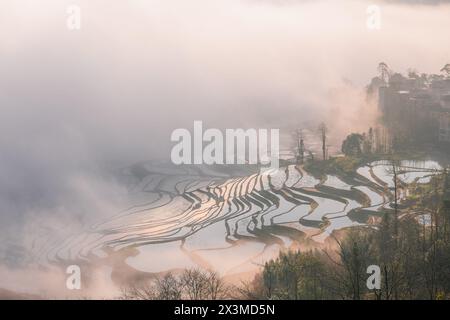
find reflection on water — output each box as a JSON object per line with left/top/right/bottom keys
{"left": 30, "top": 160, "right": 443, "bottom": 280}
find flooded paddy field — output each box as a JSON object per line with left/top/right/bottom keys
{"left": 28, "top": 159, "right": 444, "bottom": 291}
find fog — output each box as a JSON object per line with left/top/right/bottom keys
{"left": 1, "top": 0, "right": 450, "bottom": 295}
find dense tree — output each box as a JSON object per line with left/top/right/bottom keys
{"left": 341, "top": 133, "right": 364, "bottom": 156}
{"left": 238, "top": 250, "right": 337, "bottom": 300}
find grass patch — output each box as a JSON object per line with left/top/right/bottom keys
{"left": 304, "top": 155, "right": 373, "bottom": 178}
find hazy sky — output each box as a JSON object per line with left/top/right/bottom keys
{"left": 1, "top": 0, "right": 450, "bottom": 263}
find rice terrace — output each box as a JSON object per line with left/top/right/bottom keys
{"left": 2, "top": 0, "right": 450, "bottom": 303}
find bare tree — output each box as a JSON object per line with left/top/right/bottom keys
{"left": 156, "top": 273, "right": 182, "bottom": 300}
{"left": 205, "top": 270, "right": 228, "bottom": 300}
{"left": 318, "top": 123, "right": 328, "bottom": 160}
{"left": 121, "top": 281, "right": 158, "bottom": 300}
{"left": 120, "top": 274, "right": 181, "bottom": 300}
{"left": 180, "top": 268, "right": 208, "bottom": 300}
{"left": 333, "top": 231, "right": 371, "bottom": 300}
{"left": 294, "top": 129, "right": 305, "bottom": 164}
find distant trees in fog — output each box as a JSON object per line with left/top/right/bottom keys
{"left": 341, "top": 128, "right": 379, "bottom": 157}
{"left": 341, "top": 133, "right": 364, "bottom": 156}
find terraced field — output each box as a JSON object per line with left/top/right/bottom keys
{"left": 29, "top": 160, "right": 442, "bottom": 282}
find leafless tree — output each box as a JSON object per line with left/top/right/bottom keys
{"left": 156, "top": 272, "right": 182, "bottom": 300}
{"left": 120, "top": 280, "right": 158, "bottom": 300}
{"left": 180, "top": 268, "right": 208, "bottom": 300}
{"left": 292, "top": 129, "right": 305, "bottom": 164}
{"left": 122, "top": 268, "right": 229, "bottom": 300}
{"left": 318, "top": 123, "right": 328, "bottom": 161}
{"left": 205, "top": 270, "right": 228, "bottom": 300}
